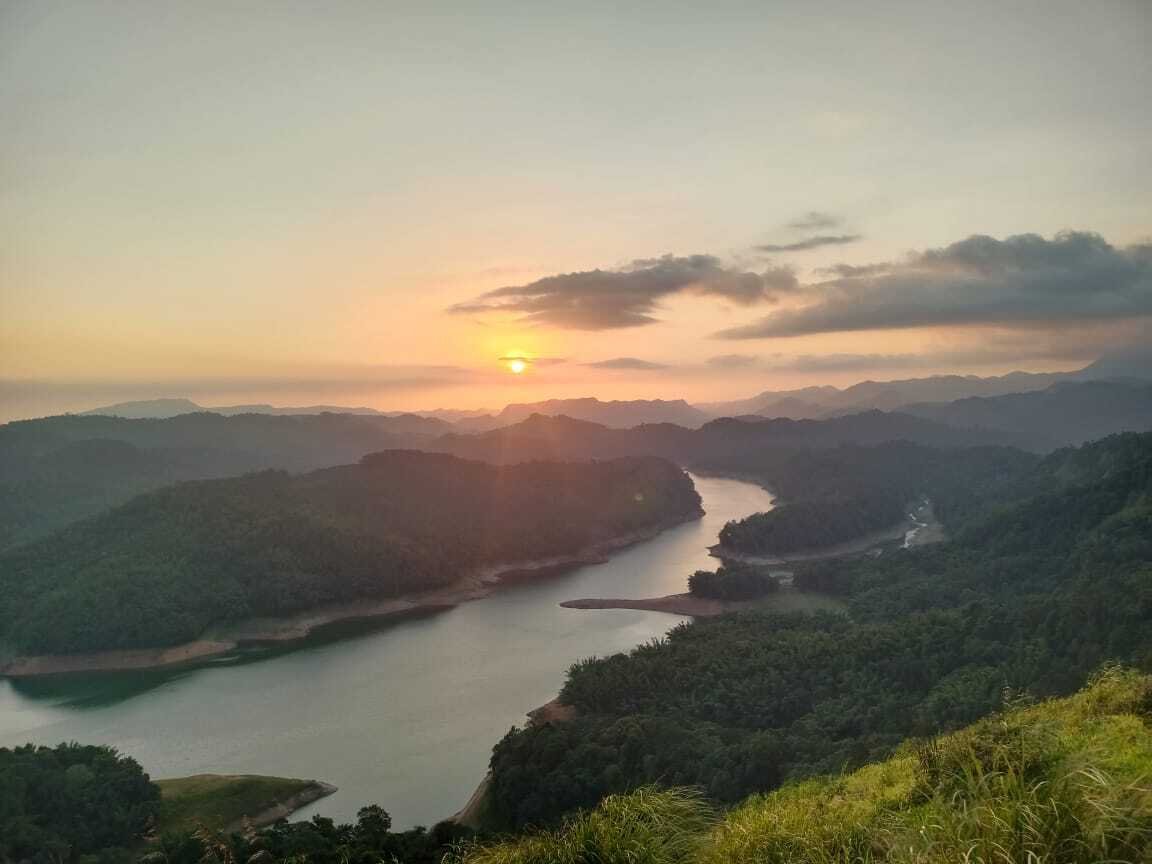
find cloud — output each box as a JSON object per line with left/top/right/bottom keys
{"left": 756, "top": 234, "right": 862, "bottom": 253}
{"left": 718, "top": 231, "right": 1152, "bottom": 339}
{"left": 815, "top": 262, "right": 892, "bottom": 278}
{"left": 786, "top": 211, "right": 842, "bottom": 232}
{"left": 707, "top": 353, "right": 760, "bottom": 368}
{"left": 498, "top": 355, "right": 567, "bottom": 367}
{"left": 585, "top": 357, "right": 669, "bottom": 370}
{"left": 448, "top": 254, "right": 797, "bottom": 330}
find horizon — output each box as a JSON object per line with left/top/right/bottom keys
{"left": 0, "top": 354, "right": 1109, "bottom": 423}
{"left": 3, "top": 2, "right": 1150, "bottom": 423}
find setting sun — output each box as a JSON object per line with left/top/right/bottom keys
{"left": 507, "top": 358, "right": 527, "bottom": 374}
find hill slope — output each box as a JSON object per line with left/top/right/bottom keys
{"left": 901, "top": 380, "right": 1152, "bottom": 449}
{"left": 480, "top": 432, "right": 1152, "bottom": 828}
{"left": 0, "top": 411, "right": 452, "bottom": 549}
{"left": 459, "top": 668, "right": 1152, "bottom": 864}
{"left": 0, "top": 451, "right": 700, "bottom": 655}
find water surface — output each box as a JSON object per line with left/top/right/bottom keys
{"left": 0, "top": 475, "right": 798, "bottom": 827}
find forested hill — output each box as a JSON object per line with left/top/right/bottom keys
{"left": 901, "top": 380, "right": 1152, "bottom": 450}
{"left": 0, "top": 451, "right": 700, "bottom": 656}
{"left": 714, "top": 441, "right": 1033, "bottom": 556}
{"left": 482, "top": 432, "right": 1152, "bottom": 829}
{"left": 0, "top": 411, "right": 451, "bottom": 550}
{"left": 430, "top": 409, "right": 1024, "bottom": 466}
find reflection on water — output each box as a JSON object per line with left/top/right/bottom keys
{"left": 0, "top": 475, "right": 783, "bottom": 828}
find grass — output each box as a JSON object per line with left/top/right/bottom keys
{"left": 449, "top": 787, "right": 716, "bottom": 864}
{"left": 155, "top": 773, "right": 325, "bottom": 835}
{"left": 458, "top": 668, "right": 1152, "bottom": 864}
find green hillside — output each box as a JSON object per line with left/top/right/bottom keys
{"left": 456, "top": 668, "right": 1152, "bottom": 863}
{"left": 0, "top": 451, "right": 700, "bottom": 655}
{"left": 484, "top": 432, "right": 1152, "bottom": 828}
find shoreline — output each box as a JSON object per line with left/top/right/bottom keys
{"left": 0, "top": 509, "right": 702, "bottom": 679}
{"left": 560, "top": 593, "right": 735, "bottom": 617}
{"left": 233, "top": 780, "right": 339, "bottom": 832}
{"left": 451, "top": 696, "right": 576, "bottom": 828}
{"left": 560, "top": 587, "right": 849, "bottom": 619}
{"left": 710, "top": 498, "right": 944, "bottom": 566}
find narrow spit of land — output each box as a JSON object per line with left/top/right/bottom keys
{"left": 560, "top": 499, "right": 942, "bottom": 617}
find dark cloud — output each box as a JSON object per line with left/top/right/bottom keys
{"left": 756, "top": 234, "right": 862, "bottom": 253}
{"left": 719, "top": 232, "right": 1152, "bottom": 339}
{"left": 707, "top": 353, "right": 760, "bottom": 368}
{"left": 585, "top": 357, "right": 669, "bottom": 370}
{"left": 448, "top": 254, "right": 797, "bottom": 330}
{"left": 786, "top": 211, "right": 842, "bottom": 232}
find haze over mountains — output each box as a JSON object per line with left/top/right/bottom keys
{"left": 76, "top": 348, "right": 1152, "bottom": 430}
{"left": 8, "top": 357, "right": 1152, "bottom": 553}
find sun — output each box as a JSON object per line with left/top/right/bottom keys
{"left": 507, "top": 358, "right": 527, "bottom": 374}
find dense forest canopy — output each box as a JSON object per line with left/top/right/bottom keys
{"left": 0, "top": 743, "right": 159, "bottom": 863}
{"left": 0, "top": 451, "right": 700, "bottom": 655}
{"left": 482, "top": 432, "right": 1152, "bottom": 828}
{"left": 687, "top": 565, "right": 778, "bottom": 600}
{"left": 713, "top": 441, "right": 1035, "bottom": 556}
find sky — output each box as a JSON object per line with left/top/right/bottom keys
{"left": 2, "top": 0, "right": 1150, "bottom": 419}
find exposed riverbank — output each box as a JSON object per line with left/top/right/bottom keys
{"left": 0, "top": 509, "right": 702, "bottom": 679}
{"left": 0, "top": 473, "right": 770, "bottom": 828}
{"left": 560, "top": 589, "right": 846, "bottom": 617}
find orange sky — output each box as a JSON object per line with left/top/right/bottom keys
{"left": 2, "top": 2, "right": 1149, "bottom": 420}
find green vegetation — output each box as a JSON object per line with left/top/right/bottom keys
{"left": 0, "top": 411, "right": 450, "bottom": 550}
{"left": 459, "top": 669, "right": 1152, "bottom": 863}
{"left": 0, "top": 742, "right": 159, "bottom": 863}
{"left": 451, "top": 787, "right": 715, "bottom": 864}
{"left": 155, "top": 774, "right": 322, "bottom": 835}
{"left": 156, "top": 805, "right": 473, "bottom": 864}
{"left": 483, "top": 432, "right": 1152, "bottom": 828}
{"left": 0, "top": 452, "right": 699, "bottom": 655}
{"left": 712, "top": 440, "right": 1032, "bottom": 556}
{"left": 687, "top": 564, "right": 778, "bottom": 600}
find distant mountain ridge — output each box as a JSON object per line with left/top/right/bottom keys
{"left": 0, "top": 411, "right": 452, "bottom": 549}
{"left": 900, "top": 380, "right": 1152, "bottom": 449}
{"left": 702, "top": 348, "right": 1152, "bottom": 420}
{"left": 82, "top": 398, "right": 391, "bottom": 419}
{"left": 430, "top": 409, "right": 1026, "bottom": 467}
{"left": 702, "top": 370, "right": 1070, "bottom": 419}
{"left": 456, "top": 397, "right": 712, "bottom": 431}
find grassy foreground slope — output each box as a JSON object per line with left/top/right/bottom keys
{"left": 0, "top": 451, "right": 700, "bottom": 655}
{"left": 456, "top": 668, "right": 1152, "bottom": 864}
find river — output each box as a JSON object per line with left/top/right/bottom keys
{"left": 0, "top": 474, "right": 831, "bottom": 828}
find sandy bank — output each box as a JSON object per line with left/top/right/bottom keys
{"left": 560, "top": 588, "right": 848, "bottom": 618}
{"left": 0, "top": 510, "right": 701, "bottom": 678}
{"left": 561, "top": 593, "right": 731, "bottom": 616}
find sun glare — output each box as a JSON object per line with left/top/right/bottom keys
{"left": 508, "top": 358, "right": 527, "bottom": 374}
